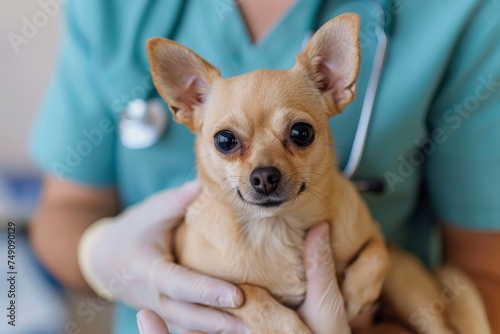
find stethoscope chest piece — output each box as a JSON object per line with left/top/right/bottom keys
{"left": 119, "top": 99, "right": 168, "bottom": 149}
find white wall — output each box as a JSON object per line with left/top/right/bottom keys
{"left": 0, "top": 5, "right": 114, "bottom": 332}
{"left": 0, "top": 0, "right": 62, "bottom": 172}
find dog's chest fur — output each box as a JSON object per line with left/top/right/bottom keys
{"left": 177, "top": 206, "right": 326, "bottom": 307}
{"left": 175, "top": 178, "right": 372, "bottom": 310}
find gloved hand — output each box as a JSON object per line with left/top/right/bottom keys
{"left": 297, "top": 222, "right": 351, "bottom": 334}
{"left": 78, "top": 180, "right": 245, "bottom": 333}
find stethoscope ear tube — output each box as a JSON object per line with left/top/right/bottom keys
{"left": 342, "top": 1, "right": 388, "bottom": 193}
{"left": 342, "top": 7, "right": 388, "bottom": 180}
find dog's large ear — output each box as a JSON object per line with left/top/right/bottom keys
{"left": 295, "top": 13, "right": 360, "bottom": 115}
{"left": 147, "top": 38, "right": 220, "bottom": 131}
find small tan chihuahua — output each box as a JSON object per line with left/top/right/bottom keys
{"left": 148, "top": 13, "right": 490, "bottom": 334}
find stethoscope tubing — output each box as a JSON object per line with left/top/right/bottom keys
{"left": 343, "top": 15, "right": 387, "bottom": 179}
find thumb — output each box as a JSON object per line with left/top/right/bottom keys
{"left": 129, "top": 179, "right": 202, "bottom": 226}
{"left": 137, "top": 310, "right": 208, "bottom": 334}
{"left": 162, "top": 179, "right": 203, "bottom": 214}
{"left": 299, "top": 223, "right": 350, "bottom": 334}
{"left": 137, "top": 309, "right": 170, "bottom": 334}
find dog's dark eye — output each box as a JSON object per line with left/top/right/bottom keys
{"left": 215, "top": 130, "right": 238, "bottom": 153}
{"left": 290, "top": 123, "right": 315, "bottom": 147}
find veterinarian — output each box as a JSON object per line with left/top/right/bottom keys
{"left": 30, "top": 0, "right": 500, "bottom": 333}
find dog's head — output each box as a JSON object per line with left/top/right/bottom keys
{"left": 148, "top": 14, "right": 360, "bottom": 213}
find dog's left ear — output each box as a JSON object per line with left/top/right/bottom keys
{"left": 147, "top": 38, "right": 220, "bottom": 131}
{"left": 295, "top": 13, "right": 360, "bottom": 115}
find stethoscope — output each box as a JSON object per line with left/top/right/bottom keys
{"left": 119, "top": 0, "right": 389, "bottom": 192}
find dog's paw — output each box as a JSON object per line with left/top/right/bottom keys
{"left": 341, "top": 271, "right": 381, "bottom": 320}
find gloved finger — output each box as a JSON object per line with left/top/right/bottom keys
{"left": 153, "top": 259, "right": 244, "bottom": 308}
{"left": 137, "top": 309, "right": 209, "bottom": 334}
{"left": 160, "top": 298, "right": 247, "bottom": 334}
{"left": 137, "top": 309, "right": 170, "bottom": 334}
{"left": 126, "top": 180, "right": 202, "bottom": 227}
{"left": 298, "top": 222, "right": 349, "bottom": 334}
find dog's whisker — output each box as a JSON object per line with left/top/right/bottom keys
{"left": 217, "top": 176, "right": 240, "bottom": 185}
{"left": 288, "top": 172, "right": 337, "bottom": 186}
{"left": 304, "top": 184, "right": 330, "bottom": 199}
{"left": 289, "top": 170, "right": 328, "bottom": 178}
{"left": 292, "top": 164, "right": 332, "bottom": 169}
{"left": 228, "top": 192, "right": 239, "bottom": 210}
{"left": 303, "top": 187, "right": 330, "bottom": 211}
{"left": 220, "top": 187, "right": 237, "bottom": 204}
{"left": 215, "top": 176, "right": 240, "bottom": 190}
{"left": 182, "top": 161, "right": 198, "bottom": 181}
{"left": 290, "top": 170, "right": 338, "bottom": 182}
{"left": 199, "top": 153, "right": 212, "bottom": 159}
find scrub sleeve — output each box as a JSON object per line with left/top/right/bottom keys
{"left": 30, "top": 1, "right": 116, "bottom": 185}
{"left": 30, "top": 0, "right": 187, "bottom": 185}
{"left": 425, "top": 2, "right": 500, "bottom": 230}
{"left": 30, "top": 2, "right": 188, "bottom": 333}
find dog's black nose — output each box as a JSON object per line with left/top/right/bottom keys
{"left": 250, "top": 167, "right": 281, "bottom": 195}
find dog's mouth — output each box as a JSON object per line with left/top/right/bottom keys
{"left": 236, "top": 182, "right": 306, "bottom": 208}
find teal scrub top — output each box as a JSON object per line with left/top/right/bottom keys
{"left": 31, "top": 0, "right": 500, "bottom": 333}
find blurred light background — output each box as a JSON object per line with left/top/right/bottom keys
{"left": 0, "top": 1, "right": 112, "bottom": 332}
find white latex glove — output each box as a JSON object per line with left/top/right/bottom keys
{"left": 298, "top": 222, "right": 351, "bottom": 334}
{"left": 78, "top": 180, "right": 245, "bottom": 333}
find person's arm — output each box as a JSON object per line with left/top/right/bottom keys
{"left": 423, "top": 1, "right": 500, "bottom": 331}
{"left": 441, "top": 223, "right": 500, "bottom": 332}
{"left": 30, "top": 175, "right": 119, "bottom": 292}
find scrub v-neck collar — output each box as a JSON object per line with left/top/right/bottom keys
{"left": 204, "top": 0, "right": 324, "bottom": 74}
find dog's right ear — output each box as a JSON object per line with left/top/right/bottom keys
{"left": 147, "top": 38, "right": 220, "bottom": 131}
{"left": 295, "top": 13, "right": 360, "bottom": 116}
